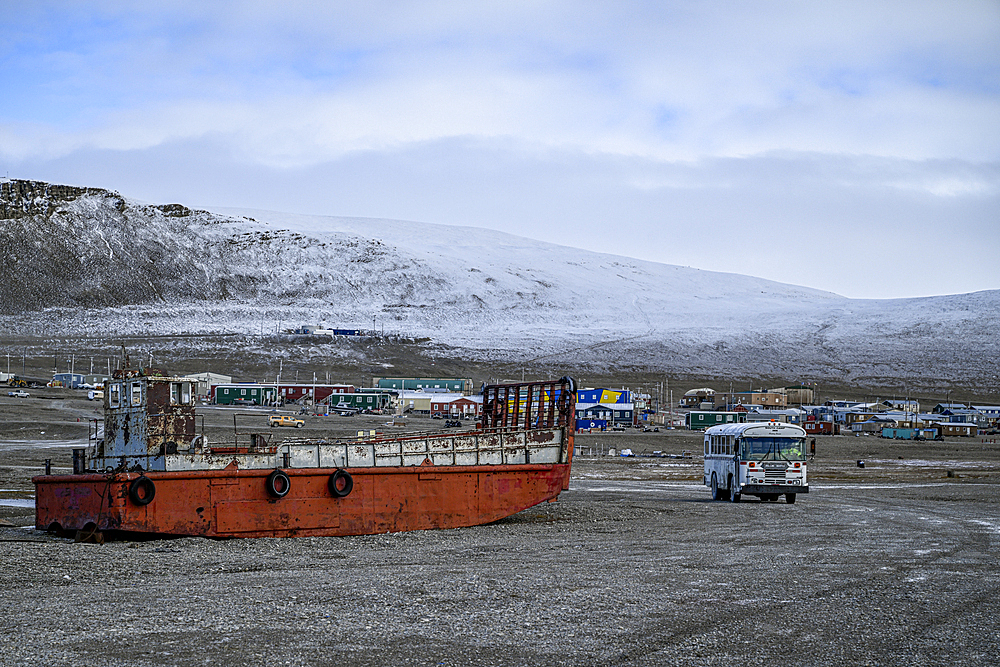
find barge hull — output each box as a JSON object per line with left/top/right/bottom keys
{"left": 34, "top": 463, "right": 570, "bottom": 538}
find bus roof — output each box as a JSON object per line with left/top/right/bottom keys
{"left": 704, "top": 422, "right": 806, "bottom": 437}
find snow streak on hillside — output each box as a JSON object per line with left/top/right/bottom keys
{"left": 1, "top": 180, "right": 998, "bottom": 390}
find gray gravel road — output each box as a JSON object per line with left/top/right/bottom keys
{"left": 2, "top": 461, "right": 998, "bottom": 667}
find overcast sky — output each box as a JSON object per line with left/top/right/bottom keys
{"left": 2, "top": 1, "right": 998, "bottom": 299}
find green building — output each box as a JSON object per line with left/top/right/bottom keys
{"left": 375, "top": 377, "right": 473, "bottom": 394}
{"left": 214, "top": 384, "right": 278, "bottom": 406}
{"left": 326, "top": 391, "right": 392, "bottom": 411}
{"left": 685, "top": 411, "right": 747, "bottom": 430}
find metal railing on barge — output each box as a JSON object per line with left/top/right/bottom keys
{"left": 257, "top": 378, "right": 578, "bottom": 470}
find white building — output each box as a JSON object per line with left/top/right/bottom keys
{"left": 182, "top": 372, "right": 233, "bottom": 399}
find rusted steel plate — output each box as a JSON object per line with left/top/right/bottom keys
{"left": 34, "top": 464, "right": 570, "bottom": 538}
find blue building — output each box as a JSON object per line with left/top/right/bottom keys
{"left": 52, "top": 372, "right": 86, "bottom": 389}
{"left": 575, "top": 388, "right": 635, "bottom": 426}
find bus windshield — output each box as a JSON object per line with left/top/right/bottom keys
{"left": 741, "top": 437, "right": 806, "bottom": 461}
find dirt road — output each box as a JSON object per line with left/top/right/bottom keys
{"left": 1, "top": 392, "right": 999, "bottom": 666}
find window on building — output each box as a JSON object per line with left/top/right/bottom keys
{"left": 130, "top": 382, "right": 142, "bottom": 406}
{"left": 109, "top": 383, "right": 121, "bottom": 408}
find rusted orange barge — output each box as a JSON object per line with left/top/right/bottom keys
{"left": 33, "top": 371, "right": 575, "bottom": 539}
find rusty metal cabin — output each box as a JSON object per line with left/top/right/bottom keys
{"left": 95, "top": 371, "right": 201, "bottom": 472}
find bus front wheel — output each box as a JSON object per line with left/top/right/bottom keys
{"left": 786, "top": 493, "right": 796, "bottom": 504}
{"left": 728, "top": 477, "right": 741, "bottom": 503}
{"left": 711, "top": 473, "right": 723, "bottom": 501}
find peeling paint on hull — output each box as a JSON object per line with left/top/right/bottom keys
{"left": 34, "top": 463, "right": 571, "bottom": 538}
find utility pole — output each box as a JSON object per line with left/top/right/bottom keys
{"left": 664, "top": 376, "right": 669, "bottom": 425}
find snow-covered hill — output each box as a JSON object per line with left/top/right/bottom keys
{"left": 2, "top": 179, "right": 998, "bottom": 390}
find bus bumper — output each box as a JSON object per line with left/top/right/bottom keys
{"left": 741, "top": 484, "right": 809, "bottom": 494}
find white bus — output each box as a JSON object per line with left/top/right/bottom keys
{"left": 704, "top": 421, "right": 809, "bottom": 503}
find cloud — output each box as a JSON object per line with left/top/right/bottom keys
{"left": 3, "top": 1, "right": 997, "bottom": 162}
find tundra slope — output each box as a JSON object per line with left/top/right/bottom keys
{"left": 1, "top": 179, "right": 997, "bottom": 391}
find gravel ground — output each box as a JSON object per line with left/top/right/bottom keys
{"left": 2, "top": 391, "right": 999, "bottom": 666}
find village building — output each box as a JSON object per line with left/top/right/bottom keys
{"left": 181, "top": 372, "right": 232, "bottom": 399}
{"left": 430, "top": 395, "right": 484, "bottom": 418}
{"left": 685, "top": 411, "right": 747, "bottom": 430}
{"left": 575, "top": 387, "right": 635, "bottom": 426}
{"left": 399, "top": 390, "right": 455, "bottom": 414}
{"left": 375, "top": 377, "right": 474, "bottom": 394}
{"left": 213, "top": 383, "right": 278, "bottom": 406}
{"left": 719, "top": 390, "right": 787, "bottom": 408}
{"left": 679, "top": 388, "right": 715, "bottom": 408}
{"left": 972, "top": 406, "right": 1000, "bottom": 425}
{"left": 779, "top": 385, "right": 816, "bottom": 404}
{"left": 882, "top": 398, "right": 921, "bottom": 412}
{"left": 744, "top": 407, "right": 805, "bottom": 424}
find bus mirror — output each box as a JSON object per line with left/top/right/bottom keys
{"left": 810, "top": 438, "right": 816, "bottom": 456}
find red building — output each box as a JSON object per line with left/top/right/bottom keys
{"left": 278, "top": 383, "right": 355, "bottom": 403}
{"left": 803, "top": 421, "right": 839, "bottom": 435}
{"left": 431, "top": 396, "right": 483, "bottom": 418}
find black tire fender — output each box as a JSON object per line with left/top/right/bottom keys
{"left": 266, "top": 469, "right": 291, "bottom": 498}
{"left": 128, "top": 476, "right": 156, "bottom": 506}
{"left": 329, "top": 469, "right": 354, "bottom": 498}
